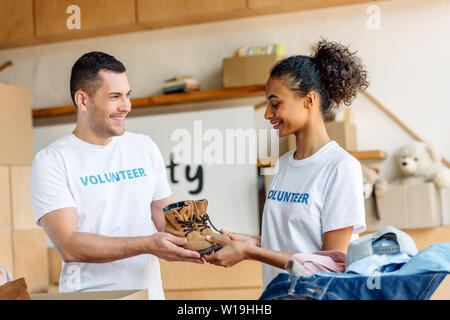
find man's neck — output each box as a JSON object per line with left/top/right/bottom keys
{"left": 73, "top": 126, "right": 113, "bottom": 146}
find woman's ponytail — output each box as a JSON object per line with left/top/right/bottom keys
{"left": 269, "top": 39, "right": 369, "bottom": 115}
{"left": 312, "top": 39, "right": 369, "bottom": 112}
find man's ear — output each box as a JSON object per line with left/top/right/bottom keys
{"left": 74, "top": 90, "right": 89, "bottom": 112}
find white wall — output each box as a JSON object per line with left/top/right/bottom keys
{"left": 1, "top": 0, "right": 449, "bottom": 231}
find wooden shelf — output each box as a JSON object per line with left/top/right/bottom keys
{"left": 32, "top": 85, "right": 266, "bottom": 119}
{"left": 257, "top": 157, "right": 279, "bottom": 168}
{"left": 348, "top": 150, "right": 387, "bottom": 160}
{"left": 1, "top": 0, "right": 384, "bottom": 50}
{"left": 258, "top": 150, "right": 387, "bottom": 168}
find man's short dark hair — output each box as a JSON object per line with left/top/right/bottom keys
{"left": 70, "top": 51, "right": 126, "bottom": 108}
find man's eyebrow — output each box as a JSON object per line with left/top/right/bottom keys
{"left": 267, "top": 94, "right": 278, "bottom": 100}
{"left": 107, "top": 90, "right": 132, "bottom": 96}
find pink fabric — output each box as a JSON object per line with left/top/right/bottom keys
{"left": 0, "top": 270, "right": 6, "bottom": 286}
{"left": 290, "top": 250, "right": 346, "bottom": 274}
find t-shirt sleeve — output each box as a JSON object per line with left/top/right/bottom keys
{"left": 321, "top": 159, "right": 366, "bottom": 235}
{"left": 149, "top": 139, "right": 172, "bottom": 201}
{"left": 30, "top": 150, "right": 76, "bottom": 226}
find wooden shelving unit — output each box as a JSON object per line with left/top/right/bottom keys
{"left": 257, "top": 149, "right": 387, "bottom": 167}
{"left": 349, "top": 150, "right": 387, "bottom": 160}
{"left": 33, "top": 84, "right": 387, "bottom": 163}
{"left": 32, "top": 85, "right": 266, "bottom": 119}
{"left": 2, "top": 0, "right": 385, "bottom": 50}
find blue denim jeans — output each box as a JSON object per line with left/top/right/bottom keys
{"left": 259, "top": 272, "right": 447, "bottom": 300}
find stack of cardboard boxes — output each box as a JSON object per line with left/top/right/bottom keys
{"left": 284, "top": 114, "right": 450, "bottom": 234}
{"left": 288, "top": 119, "right": 357, "bottom": 152}
{"left": 365, "top": 183, "right": 450, "bottom": 232}
{"left": 0, "top": 82, "right": 49, "bottom": 293}
{"left": 46, "top": 247, "right": 263, "bottom": 299}
{"left": 160, "top": 260, "right": 263, "bottom": 299}
{"left": 222, "top": 53, "right": 283, "bottom": 88}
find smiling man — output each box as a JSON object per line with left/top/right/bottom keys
{"left": 30, "top": 52, "right": 203, "bottom": 298}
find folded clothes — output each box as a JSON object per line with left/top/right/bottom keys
{"left": 285, "top": 250, "right": 346, "bottom": 277}
{"left": 0, "top": 270, "right": 6, "bottom": 287}
{"left": 0, "top": 265, "right": 12, "bottom": 286}
{"left": 345, "top": 226, "right": 418, "bottom": 271}
{"left": 346, "top": 252, "right": 411, "bottom": 276}
{"left": 260, "top": 271, "right": 447, "bottom": 300}
{"left": 265, "top": 227, "right": 450, "bottom": 300}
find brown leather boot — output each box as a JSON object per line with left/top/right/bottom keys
{"left": 163, "top": 200, "right": 222, "bottom": 255}
{"left": 187, "top": 199, "right": 230, "bottom": 243}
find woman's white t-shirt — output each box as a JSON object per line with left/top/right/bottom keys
{"left": 30, "top": 131, "right": 171, "bottom": 299}
{"left": 261, "top": 141, "right": 366, "bottom": 288}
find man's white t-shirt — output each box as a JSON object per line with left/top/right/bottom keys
{"left": 30, "top": 131, "right": 172, "bottom": 299}
{"left": 261, "top": 141, "right": 366, "bottom": 288}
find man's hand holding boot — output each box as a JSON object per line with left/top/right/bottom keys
{"left": 147, "top": 232, "right": 204, "bottom": 264}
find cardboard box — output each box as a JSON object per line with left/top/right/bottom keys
{"left": 439, "top": 187, "right": 450, "bottom": 226}
{"left": 222, "top": 54, "right": 282, "bottom": 88}
{"left": 288, "top": 121, "right": 357, "bottom": 152}
{"left": 30, "top": 289, "right": 148, "bottom": 300}
{"left": 0, "top": 231, "right": 14, "bottom": 275}
{"left": 160, "top": 259, "right": 262, "bottom": 299}
{"left": 0, "top": 83, "right": 33, "bottom": 165}
{"left": 10, "top": 166, "right": 36, "bottom": 230}
{"left": 48, "top": 247, "right": 62, "bottom": 285}
{"left": 402, "top": 226, "right": 450, "bottom": 251}
{"left": 0, "top": 167, "right": 12, "bottom": 232}
{"left": 430, "top": 275, "right": 450, "bottom": 300}
{"left": 160, "top": 259, "right": 262, "bottom": 290}
{"left": 165, "top": 287, "right": 263, "bottom": 300}
{"left": 324, "top": 121, "right": 357, "bottom": 151}
{"left": 365, "top": 183, "right": 442, "bottom": 231}
{"left": 12, "top": 228, "right": 49, "bottom": 293}
{"left": 0, "top": 277, "right": 31, "bottom": 300}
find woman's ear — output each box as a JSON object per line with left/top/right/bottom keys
{"left": 304, "top": 91, "right": 317, "bottom": 109}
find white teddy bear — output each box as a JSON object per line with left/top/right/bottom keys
{"left": 394, "top": 142, "right": 450, "bottom": 188}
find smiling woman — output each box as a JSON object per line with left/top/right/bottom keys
{"left": 203, "top": 39, "right": 370, "bottom": 291}
{"left": 265, "top": 40, "right": 369, "bottom": 144}
{"left": 269, "top": 40, "right": 369, "bottom": 117}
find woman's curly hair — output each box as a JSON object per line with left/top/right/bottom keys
{"left": 269, "top": 39, "right": 369, "bottom": 115}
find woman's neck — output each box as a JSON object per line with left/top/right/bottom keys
{"left": 293, "top": 118, "right": 331, "bottom": 160}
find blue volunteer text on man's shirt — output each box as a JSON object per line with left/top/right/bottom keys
{"left": 267, "top": 190, "right": 310, "bottom": 204}
{"left": 80, "top": 167, "right": 148, "bottom": 186}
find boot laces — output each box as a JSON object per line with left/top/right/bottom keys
{"left": 175, "top": 217, "right": 196, "bottom": 237}
{"left": 195, "top": 213, "right": 221, "bottom": 233}
{"left": 192, "top": 201, "right": 222, "bottom": 234}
